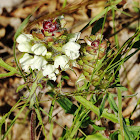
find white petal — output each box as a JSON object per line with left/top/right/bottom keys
{"left": 42, "top": 64, "right": 55, "bottom": 76}
{"left": 19, "top": 53, "right": 33, "bottom": 72}
{"left": 48, "top": 73, "right": 57, "bottom": 81}
{"left": 62, "top": 41, "right": 80, "bottom": 51}
{"left": 17, "top": 42, "right": 32, "bottom": 53}
{"left": 86, "top": 40, "right": 92, "bottom": 46}
{"left": 16, "top": 33, "right": 33, "bottom": 44}
{"left": 62, "top": 41, "right": 80, "bottom": 60}
{"left": 84, "top": 37, "right": 92, "bottom": 46}
{"left": 54, "top": 55, "right": 69, "bottom": 70}
{"left": 55, "top": 69, "right": 59, "bottom": 74}
{"left": 65, "top": 50, "right": 80, "bottom": 60}
{"left": 31, "top": 44, "right": 47, "bottom": 56}
{"left": 19, "top": 53, "right": 33, "bottom": 64}
{"left": 31, "top": 55, "right": 47, "bottom": 71}
{"left": 72, "top": 61, "right": 77, "bottom": 67}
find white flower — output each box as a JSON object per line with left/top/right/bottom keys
{"left": 69, "top": 32, "right": 81, "bottom": 42}
{"left": 54, "top": 55, "right": 69, "bottom": 70}
{"left": 42, "top": 64, "right": 59, "bottom": 81}
{"left": 31, "top": 43, "right": 47, "bottom": 56}
{"left": 31, "top": 55, "right": 47, "bottom": 71}
{"left": 16, "top": 33, "right": 33, "bottom": 53}
{"left": 48, "top": 73, "right": 57, "bottom": 81}
{"left": 17, "top": 42, "right": 33, "bottom": 53}
{"left": 62, "top": 41, "right": 80, "bottom": 60}
{"left": 19, "top": 53, "right": 33, "bottom": 72}
{"left": 43, "top": 64, "right": 55, "bottom": 76}
{"left": 16, "top": 33, "right": 33, "bottom": 44}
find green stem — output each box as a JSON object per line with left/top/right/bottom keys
{"left": 49, "top": 121, "right": 54, "bottom": 140}
{"left": 117, "top": 87, "right": 124, "bottom": 140}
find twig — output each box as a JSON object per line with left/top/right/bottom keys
{"left": 31, "top": 109, "right": 36, "bottom": 140}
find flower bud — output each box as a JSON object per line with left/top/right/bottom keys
{"left": 78, "top": 34, "right": 110, "bottom": 87}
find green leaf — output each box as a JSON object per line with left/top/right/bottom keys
{"left": 14, "top": 6, "right": 38, "bottom": 40}
{"left": 125, "top": 118, "right": 134, "bottom": 126}
{"left": 99, "top": 93, "right": 109, "bottom": 116}
{"left": 118, "top": 86, "right": 128, "bottom": 92}
{"left": 91, "top": 18, "right": 104, "bottom": 35}
{"left": 48, "top": 99, "right": 55, "bottom": 122}
{"left": 85, "top": 133, "right": 108, "bottom": 140}
{"left": 0, "top": 72, "right": 17, "bottom": 78}
{"left": 35, "top": 107, "right": 47, "bottom": 140}
{"left": 48, "top": 92, "right": 77, "bottom": 114}
{"left": 14, "top": 15, "right": 32, "bottom": 40}
{"left": 107, "top": 47, "right": 140, "bottom": 74}
{"left": 62, "top": 75, "right": 69, "bottom": 80}
{"left": 1, "top": 100, "right": 27, "bottom": 140}
{"left": 92, "top": 124, "right": 106, "bottom": 131}
{"left": 69, "top": 109, "right": 89, "bottom": 139}
{"left": 123, "top": 119, "right": 135, "bottom": 140}
{"left": 81, "top": 116, "right": 91, "bottom": 128}
{"left": 47, "top": 80, "right": 55, "bottom": 88}
{"left": 110, "top": 83, "right": 128, "bottom": 92}
{"left": 108, "top": 93, "right": 118, "bottom": 113}
{"left": 16, "top": 83, "right": 27, "bottom": 93}
{"left": 127, "top": 126, "right": 140, "bottom": 132}
{"left": 80, "top": 0, "right": 122, "bottom": 32}
{"left": 0, "top": 58, "right": 20, "bottom": 78}
{"left": 75, "top": 96, "right": 118, "bottom": 123}
{"left": 109, "top": 130, "right": 120, "bottom": 140}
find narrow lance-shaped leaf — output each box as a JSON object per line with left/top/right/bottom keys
{"left": 91, "top": 17, "right": 104, "bottom": 35}
{"left": 48, "top": 99, "right": 56, "bottom": 122}
{"left": 48, "top": 92, "right": 77, "bottom": 114}
{"left": 35, "top": 107, "right": 47, "bottom": 140}
{"left": 123, "top": 119, "right": 135, "bottom": 140}
{"left": 99, "top": 93, "right": 109, "bottom": 117}
{"left": 16, "top": 83, "right": 27, "bottom": 93}
{"left": 0, "top": 58, "right": 20, "bottom": 78}
{"left": 108, "top": 93, "right": 118, "bottom": 113}
{"left": 85, "top": 132, "right": 108, "bottom": 140}
{"left": 80, "top": 0, "right": 122, "bottom": 32}
{"left": 75, "top": 96, "right": 118, "bottom": 123}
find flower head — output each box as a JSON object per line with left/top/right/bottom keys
{"left": 16, "top": 16, "right": 81, "bottom": 82}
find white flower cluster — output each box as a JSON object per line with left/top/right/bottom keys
{"left": 16, "top": 32, "right": 81, "bottom": 81}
